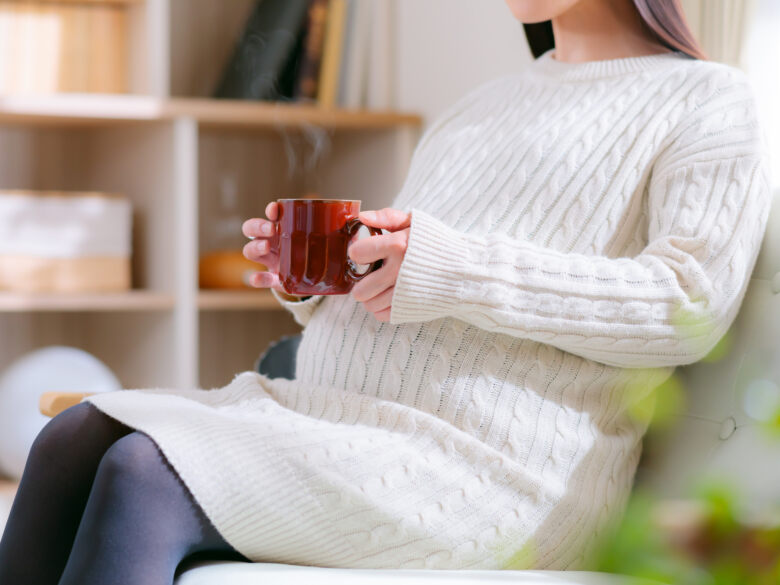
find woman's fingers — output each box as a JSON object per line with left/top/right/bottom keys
{"left": 243, "top": 239, "right": 269, "bottom": 261}
{"left": 265, "top": 201, "right": 279, "bottom": 222}
{"left": 351, "top": 262, "right": 397, "bottom": 303}
{"left": 361, "top": 286, "right": 395, "bottom": 314}
{"left": 241, "top": 205, "right": 282, "bottom": 291}
{"left": 359, "top": 208, "right": 411, "bottom": 232}
{"left": 243, "top": 238, "right": 269, "bottom": 258}
{"left": 247, "top": 271, "right": 281, "bottom": 290}
{"left": 242, "top": 240, "right": 279, "bottom": 271}
{"left": 348, "top": 231, "right": 406, "bottom": 265}
{"left": 242, "top": 218, "right": 276, "bottom": 239}
{"left": 373, "top": 307, "right": 392, "bottom": 322}
{"left": 243, "top": 200, "right": 278, "bottom": 239}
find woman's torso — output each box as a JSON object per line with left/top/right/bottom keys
{"left": 294, "top": 50, "right": 736, "bottom": 486}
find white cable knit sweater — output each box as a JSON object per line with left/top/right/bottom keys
{"left": 86, "top": 48, "right": 773, "bottom": 571}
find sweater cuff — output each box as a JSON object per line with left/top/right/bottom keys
{"left": 390, "top": 208, "right": 475, "bottom": 324}
{"left": 270, "top": 288, "right": 323, "bottom": 327}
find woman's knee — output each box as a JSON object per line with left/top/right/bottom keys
{"left": 92, "top": 432, "right": 169, "bottom": 492}
{"left": 90, "top": 432, "right": 233, "bottom": 555}
{"left": 28, "top": 403, "right": 110, "bottom": 465}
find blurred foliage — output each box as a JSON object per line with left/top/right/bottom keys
{"left": 622, "top": 305, "right": 735, "bottom": 434}
{"left": 594, "top": 300, "right": 780, "bottom": 584}
{"left": 765, "top": 404, "right": 780, "bottom": 438}
{"left": 500, "top": 537, "right": 537, "bottom": 570}
{"left": 669, "top": 304, "right": 721, "bottom": 364}
{"left": 626, "top": 372, "right": 687, "bottom": 432}
{"left": 593, "top": 492, "right": 701, "bottom": 584}
{"left": 593, "top": 482, "right": 780, "bottom": 585}
{"left": 699, "top": 328, "right": 733, "bottom": 363}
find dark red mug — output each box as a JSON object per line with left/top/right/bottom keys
{"left": 269, "top": 199, "right": 383, "bottom": 295}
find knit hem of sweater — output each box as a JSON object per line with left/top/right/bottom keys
{"left": 390, "top": 208, "right": 473, "bottom": 324}
{"left": 271, "top": 288, "right": 323, "bottom": 326}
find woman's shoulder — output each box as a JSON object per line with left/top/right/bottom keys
{"left": 653, "top": 59, "right": 769, "bottom": 178}
{"left": 665, "top": 57, "right": 759, "bottom": 113}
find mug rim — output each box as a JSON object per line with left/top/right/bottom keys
{"left": 277, "top": 198, "right": 361, "bottom": 203}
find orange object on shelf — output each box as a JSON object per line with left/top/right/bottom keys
{"left": 199, "top": 250, "right": 265, "bottom": 290}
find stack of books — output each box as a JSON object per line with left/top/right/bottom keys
{"left": 215, "top": 0, "right": 394, "bottom": 110}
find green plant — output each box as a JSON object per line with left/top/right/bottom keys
{"left": 593, "top": 483, "right": 780, "bottom": 585}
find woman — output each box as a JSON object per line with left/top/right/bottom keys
{"left": 0, "top": 0, "right": 772, "bottom": 583}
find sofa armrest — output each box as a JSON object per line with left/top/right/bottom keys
{"left": 39, "top": 392, "right": 94, "bottom": 418}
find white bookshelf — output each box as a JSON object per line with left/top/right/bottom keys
{"left": 0, "top": 0, "right": 422, "bottom": 395}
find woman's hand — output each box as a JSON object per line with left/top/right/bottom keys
{"left": 348, "top": 208, "right": 412, "bottom": 322}
{"left": 242, "top": 202, "right": 286, "bottom": 294}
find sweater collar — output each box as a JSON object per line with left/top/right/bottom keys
{"left": 528, "top": 47, "right": 693, "bottom": 82}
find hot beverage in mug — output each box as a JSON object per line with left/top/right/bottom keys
{"left": 269, "top": 199, "right": 382, "bottom": 295}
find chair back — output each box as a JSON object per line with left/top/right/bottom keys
{"left": 255, "top": 335, "right": 302, "bottom": 380}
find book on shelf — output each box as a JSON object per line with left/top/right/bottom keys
{"left": 214, "top": 0, "right": 310, "bottom": 101}
{"left": 293, "top": 0, "right": 329, "bottom": 101}
{"left": 316, "top": 0, "right": 347, "bottom": 108}
{"left": 337, "top": 0, "right": 370, "bottom": 109}
{"left": 335, "top": 0, "right": 396, "bottom": 110}
{"left": 214, "top": 0, "right": 396, "bottom": 109}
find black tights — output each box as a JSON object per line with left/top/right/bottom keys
{"left": 0, "top": 403, "right": 247, "bottom": 585}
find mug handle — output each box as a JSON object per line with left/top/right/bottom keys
{"left": 344, "top": 217, "right": 384, "bottom": 282}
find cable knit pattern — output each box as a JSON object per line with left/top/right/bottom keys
{"left": 85, "top": 48, "right": 773, "bottom": 571}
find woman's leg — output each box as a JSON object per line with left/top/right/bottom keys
{"left": 0, "top": 402, "right": 133, "bottom": 584}
{"left": 57, "top": 431, "right": 246, "bottom": 585}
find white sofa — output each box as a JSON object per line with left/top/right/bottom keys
{"left": 175, "top": 189, "right": 780, "bottom": 584}
{"left": 175, "top": 562, "right": 648, "bottom": 585}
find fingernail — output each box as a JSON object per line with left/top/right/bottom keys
{"left": 362, "top": 211, "right": 376, "bottom": 222}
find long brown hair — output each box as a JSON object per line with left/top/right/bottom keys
{"left": 523, "top": 0, "right": 708, "bottom": 61}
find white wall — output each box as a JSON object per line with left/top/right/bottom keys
{"left": 394, "top": 0, "right": 534, "bottom": 128}
{"left": 741, "top": 0, "right": 780, "bottom": 190}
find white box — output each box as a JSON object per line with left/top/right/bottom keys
{"left": 0, "top": 190, "right": 132, "bottom": 293}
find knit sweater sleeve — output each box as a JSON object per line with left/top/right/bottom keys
{"left": 389, "top": 78, "right": 774, "bottom": 369}
{"left": 270, "top": 289, "right": 324, "bottom": 327}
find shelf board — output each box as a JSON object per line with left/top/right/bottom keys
{"left": 173, "top": 98, "right": 422, "bottom": 130}
{"left": 197, "top": 290, "right": 283, "bottom": 311}
{"left": 34, "top": 0, "right": 143, "bottom": 4}
{"left": 0, "top": 94, "right": 165, "bottom": 126}
{"left": 0, "top": 291, "right": 175, "bottom": 312}
{"left": 0, "top": 94, "right": 423, "bottom": 130}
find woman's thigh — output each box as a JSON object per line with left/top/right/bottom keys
{"left": 0, "top": 402, "right": 135, "bottom": 584}
{"left": 57, "top": 431, "right": 242, "bottom": 585}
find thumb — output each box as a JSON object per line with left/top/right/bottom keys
{"left": 359, "top": 208, "right": 411, "bottom": 232}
